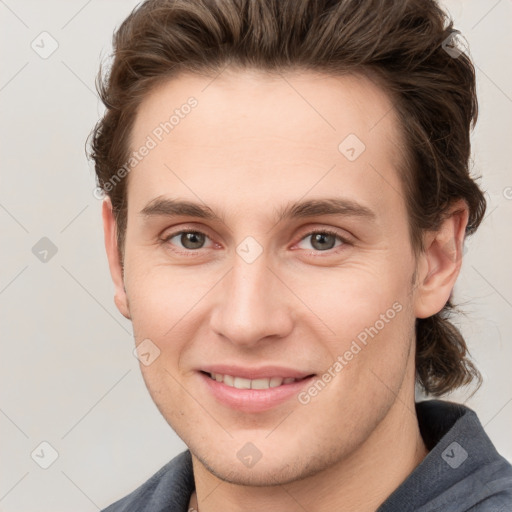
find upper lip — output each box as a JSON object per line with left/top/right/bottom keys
{"left": 200, "top": 365, "right": 314, "bottom": 380}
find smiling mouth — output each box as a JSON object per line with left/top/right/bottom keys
{"left": 203, "top": 372, "right": 313, "bottom": 390}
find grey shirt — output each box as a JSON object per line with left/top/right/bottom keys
{"left": 102, "top": 400, "right": 512, "bottom": 511}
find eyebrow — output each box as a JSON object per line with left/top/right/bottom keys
{"left": 139, "top": 196, "right": 376, "bottom": 225}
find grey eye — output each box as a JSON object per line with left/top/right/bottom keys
{"left": 310, "top": 232, "right": 337, "bottom": 251}
{"left": 173, "top": 231, "right": 207, "bottom": 250}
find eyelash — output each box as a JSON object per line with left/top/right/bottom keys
{"left": 161, "top": 228, "right": 350, "bottom": 256}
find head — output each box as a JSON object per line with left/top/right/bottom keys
{"left": 89, "top": 0, "right": 486, "bottom": 486}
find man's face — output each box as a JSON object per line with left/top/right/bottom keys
{"left": 115, "top": 70, "right": 421, "bottom": 484}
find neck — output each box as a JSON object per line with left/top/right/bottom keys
{"left": 190, "top": 395, "right": 428, "bottom": 512}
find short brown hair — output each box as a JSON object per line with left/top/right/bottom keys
{"left": 88, "top": 0, "right": 486, "bottom": 396}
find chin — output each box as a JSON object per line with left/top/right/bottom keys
{"left": 192, "top": 444, "right": 339, "bottom": 487}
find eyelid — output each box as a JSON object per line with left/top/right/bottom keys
{"left": 158, "top": 225, "right": 219, "bottom": 257}
{"left": 292, "top": 228, "right": 352, "bottom": 253}
{"left": 161, "top": 225, "right": 353, "bottom": 254}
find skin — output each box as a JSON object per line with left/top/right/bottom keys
{"left": 103, "top": 69, "right": 468, "bottom": 511}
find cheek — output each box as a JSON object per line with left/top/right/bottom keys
{"left": 124, "top": 263, "right": 215, "bottom": 406}
{"left": 137, "top": 358, "right": 197, "bottom": 438}
{"left": 287, "top": 259, "right": 411, "bottom": 342}
{"left": 288, "top": 260, "right": 415, "bottom": 404}
{"left": 305, "top": 304, "right": 414, "bottom": 428}
{"left": 123, "top": 257, "right": 213, "bottom": 338}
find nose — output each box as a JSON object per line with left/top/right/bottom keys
{"left": 209, "top": 255, "right": 294, "bottom": 348}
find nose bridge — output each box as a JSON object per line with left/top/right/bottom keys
{"left": 210, "top": 251, "right": 292, "bottom": 346}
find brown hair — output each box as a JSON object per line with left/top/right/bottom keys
{"left": 88, "top": 0, "right": 486, "bottom": 396}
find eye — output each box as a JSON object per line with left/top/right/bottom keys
{"left": 163, "top": 230, "right": 214, "bottom": 251}
{"left": 161, "top": 228, "right": 349, "bottom": 255}
{"left": 296, "top": 229, "right": 346, "bottom": 252}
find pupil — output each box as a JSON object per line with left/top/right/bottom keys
{"left": 182, "top": 232, "right": 204, "bottom": 249}
{"left": 312, "top": 233, "right": 334, "bottom": 251}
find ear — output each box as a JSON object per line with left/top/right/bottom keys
{"left": 102, "top": 197, "right": 131, "bottom": 320}
{"left": 414, "top": 200, "right": 469, "bottom": 319}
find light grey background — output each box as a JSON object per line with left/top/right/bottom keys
{"left": 0, "top": 0, "right": 511, "bottom": 510}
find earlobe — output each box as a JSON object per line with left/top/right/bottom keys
{"left": 414, "top": 201, "right": 469, "bottom": 319}
{"left": 102, "top": 197, "right": 131, "bottom": 320}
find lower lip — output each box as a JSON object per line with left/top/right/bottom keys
{"left": 199, "top": 372, "right": 314, "bottom": 413}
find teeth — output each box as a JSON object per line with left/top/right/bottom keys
{"left": 210, "top": 373, "right": 298, "bottom": 389}
{"left": 233, "top": 377, "right": 252, "bottom": 389}
{"left": 269, "top": 377, "right": 284, "bottom": 388}
{"left": 251, "top": 378, "right": 271, "bottom": 389}
{"left": 223, "top": 374, "right": 234, "bottom": 387}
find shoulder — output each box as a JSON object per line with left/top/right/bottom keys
{"left": 101, "top": 450, "right": 194, "bottom": 512}
{"left": 379, "top": 400, "right": 512, "bottom": 512}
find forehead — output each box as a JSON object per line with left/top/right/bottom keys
{"left": 127, "top": 69, "right": 405, "bottom": 223}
